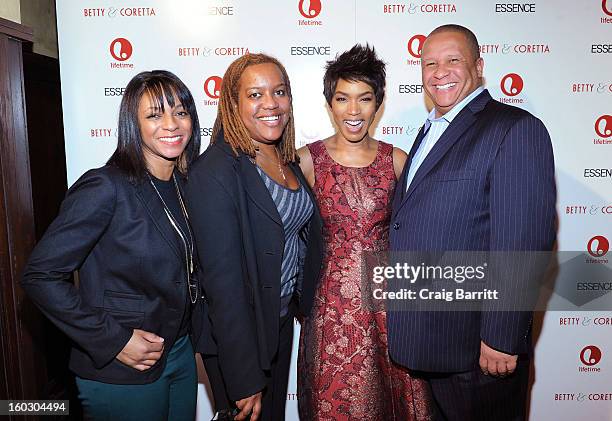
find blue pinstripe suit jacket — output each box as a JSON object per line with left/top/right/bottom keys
{"left": 388, "top": 89, "right": 556, "bottom": 372}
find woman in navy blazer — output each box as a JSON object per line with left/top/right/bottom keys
{"left": 186, "top": 54, "right": 323, "bottom": 421}
{"left": 21, "top": 70, "right": 202, "bottom": 420}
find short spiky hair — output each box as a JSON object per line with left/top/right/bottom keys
{"left": 323, "top": 44, "right": 386, "bottom": 109}
{"left": 427, "top": 24, "right": 481, "bottom": 61}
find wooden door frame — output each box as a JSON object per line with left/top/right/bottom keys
{"left": 0, "top": 16, "right": 45, "bottom": 418}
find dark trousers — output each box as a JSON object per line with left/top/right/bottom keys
{"left": 203, "top": 309, "right": 295, "bottom": 421}
{"left": 76, "top": 335, "right": 197, "bottom": 421}
{"left": 427, "top": 358, "right": 530, "bottom": 421}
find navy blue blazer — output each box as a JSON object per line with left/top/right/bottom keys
{"left": 185, "top": 139, "right": 323, "bottom": 401}
{"left": 388, "top": 90, "right": 556, "bottom": 372}
{"left": 21, "top": 165, "right": 200, "bottom": 384}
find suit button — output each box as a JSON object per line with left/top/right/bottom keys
{"left": 393, "top": 222, "right": 400, "bottom": 230}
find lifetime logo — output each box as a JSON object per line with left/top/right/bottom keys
{"left": 299, "top": 0, "right": 322, "bottom": 18}
{"left": 407, "top": 35, "right": 426, "bottom": 58}
{"left": 500, "top": 73, "right": 524, "bottom": 96}
{"left": 204, "top": 76, "right": 222, "bottom": 99}
{"left": 587, "top": 235, "right": 610, "bottom": 258}
{"left": 580, "top": 345, "right": 602, "bottom": 366}
{"left": 595, "top": 115, "right": 612, "bottom": 138}
{"left": 603, "top": 0, "right": 612, "bottom": 16}
{"left": 109, "top": 38, "right": 133, "bottom": 61}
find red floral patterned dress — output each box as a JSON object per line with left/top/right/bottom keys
{"left": 298, "top": 140, "right": 433, "bottom": 421}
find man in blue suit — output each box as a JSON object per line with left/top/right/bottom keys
{"left": 388, "top": 24, "right": 556, "bottom": 420}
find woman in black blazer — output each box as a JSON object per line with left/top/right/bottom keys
{"left": 186, "top": 54, "right": 323, "bottom": 421}
{"left": 21, "top": 70, "right": 202, "bottom": 420}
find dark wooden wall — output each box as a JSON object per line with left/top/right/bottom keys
{"left": 1, "top": 16, "right": 73, "bottom": 420}
{"left": 0, "top": 17, "right": 40, "bottom": 416}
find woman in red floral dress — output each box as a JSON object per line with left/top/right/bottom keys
{"left": 297, "top": 45, "right": 434, "bottom": 420}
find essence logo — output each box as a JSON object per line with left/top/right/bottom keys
{"left": 591, "top": 44, "right": 612, "bottom": 53}
{"left": 584, "top": 168, "right": 612, "bottom": 178}
{"left": 103, "top": 87, "right": 126, "bottom": 97}
{"left": 587, "top": 235, "right": 610, "bottom": 258}
{"left": 109, "top": 38, "right": 134, "bottom": 69}
{"left": 290, "top": 46, "right": 331, "bottom": 56}
{"left": 208, "top": 6, "right": 234, "bottom": 16}
{"left": 495, "top": 3, "right": 536, "bottom": 13}
{"left": 200, "top": 127, "right": 213, "bottom": 138}
{"left": 203, "top": 76, "right": 222, "bottom": 105}
{"left": 407, "top": 35, "right": 426, "bottom": 65}
{"left": 398, "top": 84, "right": 424, "bottom": 94}
{"left": 299, "top": 0, "right": 322, "bottom": 18}
{"left": 579, "top": 345, "right": 602, "bottom": 373}
{"left": 298, "top": 0, "right": 323, "bottom": 26}
{"left": 499, "top": 73, "right": 525, "bottom": 104}
{"left": 595, "top": 115, "right": 612, "bottom": 138}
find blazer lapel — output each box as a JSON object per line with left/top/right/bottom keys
{"left": 402, "top": 90, "right": 492, "bottom": 204}
{"left": 238, "top": 154, "right": 282, "bottom": 226}
{"left": 135, "top": 180, "right": 182, "bottom": 260}
{"left": 401, "top": 125, "right": 427, "bottom": 195}
{"left": 392, "top": 125, "right": 426, "bottom": 219}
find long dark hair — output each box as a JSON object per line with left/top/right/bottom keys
{"left": 107, "top": 70, "right": 201, "bottom": 181}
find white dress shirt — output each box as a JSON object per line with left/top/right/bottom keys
{"left": 406, "top": 86, "right": 484, "bottom": 190}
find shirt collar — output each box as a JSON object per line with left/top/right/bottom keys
{"left": 426, "top": 86, "right": 485, "bottom": 127}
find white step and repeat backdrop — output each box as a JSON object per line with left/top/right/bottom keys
{"left": 56, "top": 1, "right": 612, "bottom": 420}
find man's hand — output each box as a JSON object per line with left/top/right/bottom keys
{"left": 116, "top": 329, "right": 165, "bottom": 371}
{"left": 479, "top": 340, "right": 517, "bottom": 377}
{"left": 235, "top": 391, "right": 262, "bottom": 421}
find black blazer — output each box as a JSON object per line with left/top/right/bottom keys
{"left": 21, "top": 165, "right": 199, "bottom": 384}
{"left": 389, "top": 90, "right": 556, "bottom": 372}
{"left": 185, "top": 138, "right": 323, "bottom": 401}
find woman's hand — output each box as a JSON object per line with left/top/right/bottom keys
{"left": 115, "top": 329, "right": 165, "bottom": 371}
{"left": 234, "top": 391, "right": 262, "bottom": 420}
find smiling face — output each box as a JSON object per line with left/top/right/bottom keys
{"left": 331, "top": 79, "right": 377, "bottom": 143}
{"left": 138, "top": 91, "right": 192, "bottom": 176}
{"left": 421, "top": 30, "right": 483, "bottom": 118}
{"left": 237, "top": 63, "right": 291, "bottom": 145}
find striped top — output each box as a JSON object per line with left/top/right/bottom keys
{"left": 256, "top": 166, "right": 313, "bottom": 316}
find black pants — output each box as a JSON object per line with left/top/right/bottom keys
{"left": 203, "top": 309, "right": 295, "bottom": 421}
{"left": 427, "top": 358, "right": 530, "bottom": 421}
